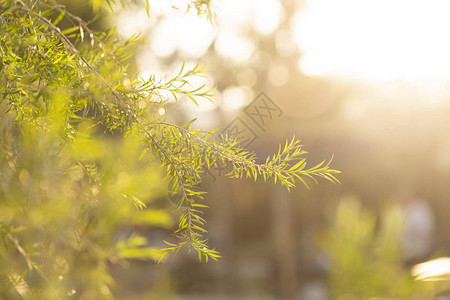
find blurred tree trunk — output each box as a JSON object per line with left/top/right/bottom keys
{"left": 272, "top": 188, "right": 297, "bottom": 299}
{"left": 209, "top": 175, "right": 236, "bottom": 292}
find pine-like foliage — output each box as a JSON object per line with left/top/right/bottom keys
{"left": 0, "top": 0, "right": 340, "bottom": 298}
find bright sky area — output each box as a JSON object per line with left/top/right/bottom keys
{"left": 115, "top": 0, "right": 450, "bottom": 112}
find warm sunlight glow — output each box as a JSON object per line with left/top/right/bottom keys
{"left": 214, "top": 32, "right": 255, "bottom": 63}
{"left": 151, "top": 15, "right": 215, "bottom": 58}
{"left": 294, "top": 0, "right": 450, "bottom": 81}
{"left": 217, "top": 0, "right": 282, "bottom": 35}
{"left": 221, "top": 86, "right": 249, "bottom": 111}
{"left": 268, "top": 65, "right": 289, "bottom": 86}
{"left": 411, "top": 257, "right": 450, "bottom": 281}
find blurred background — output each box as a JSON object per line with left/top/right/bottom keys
{"left": 66, "top": 0, "right": 450, "bottom": 298}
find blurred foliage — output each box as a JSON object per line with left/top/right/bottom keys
{"left": 0, "top": 0, "right": 339, "bottom": 298}
{"left": 322, "top": 196, "right": 435, "bottom": 299}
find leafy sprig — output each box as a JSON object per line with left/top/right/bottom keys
{"left": 0, "top": 0, "right": 339, "bottom": 278}
{"left": 143, "top": 121, "right": 339, "bottom": 261}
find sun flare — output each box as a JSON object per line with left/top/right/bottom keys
{"left": 294, "top": 0, "right": 450, "bottom": 81}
